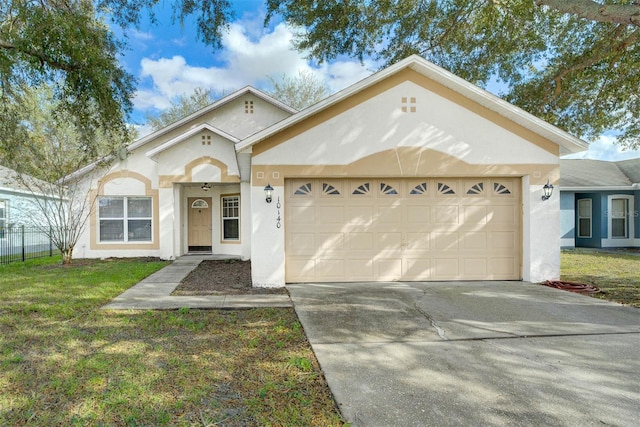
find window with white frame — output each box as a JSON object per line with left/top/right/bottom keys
{"left": 577, "top": 199, "right": 592, "bottom": 238}
{"left": 0, "top": 200, "right": 6, "bottom": 239}
{"left": 610, "top": 197, "right": 629, "bottom": 238}
{"left": 221, "top": 195, "right": 239, "bottom": 241}
{"left": 98, "top": 196, "right": 152, "bottom": 242}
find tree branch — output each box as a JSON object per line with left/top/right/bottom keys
{"left": 537, "top": 0, "right": 640, "bottom": 27}
{"left": 549, "top": 27, "right": 638, "bottom": 101}
{"left": 0, "top": 38, "right": 79, "bottom": 73}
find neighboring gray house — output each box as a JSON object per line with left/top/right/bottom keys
{"left": 0, "top": 165, "right": 55, "bottom": 255}
{"left": 560, "top": 158, "right": 640, "bottom": 249}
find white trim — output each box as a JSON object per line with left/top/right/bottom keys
{"left": 577, "top": 198, "right": 592, "bottom": 238}
{"left": 606, "top": 195, "right": 635, "bottom": 243}
{"left": 145, "top": 123, "right": 239, "bottom": 159}
{"left": 601, "top": 238, "right": 640, "bottom": 248}
{"left": 236, "top": 55, "right": 587, "bottom": 155}
{"left": 560, "top": 238, "right": 575, "bottom": 247}
{"left": 560, "top": 186, "right": 638, "bottom": 192}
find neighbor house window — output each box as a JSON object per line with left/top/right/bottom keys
{"left": 610, "top": 198, "right": 629, "bottom": 238}
{"left": 99, "top": 196, "right": 152, "bottom": 242}
{"left": 221, "top": 195, "right": 239, "bottom": 241}
{"left": 577, "top": 199, "right": 592, "bottom": 238}
{"left": 0, "top": 200, "right": 6, "bottom": 239}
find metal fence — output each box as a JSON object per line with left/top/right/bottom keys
{"left": 0, "top": 226, "right": 56, "bottom": 265}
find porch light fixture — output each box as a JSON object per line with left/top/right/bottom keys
{"left": 264, "top": 183, "right": 274, "bottom": 203}
{"left": 201, "top": 183, "right": 211, "bottom": 192}
{"left": 541, "top": 180, "right": 554, "bottom": 201}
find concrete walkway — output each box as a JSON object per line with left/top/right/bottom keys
{"left": 102, "top": 255, "right": 292, "bottom": 310}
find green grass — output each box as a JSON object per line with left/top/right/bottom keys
{"left": 561, "top": 249, "right": 640, "bottom": 307}
{"left": 0, "top": 257, "right": 345, "bottom": 426}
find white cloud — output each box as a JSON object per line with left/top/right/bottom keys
{"left": 132, "top": 20, "right": 376, "bottom": 113}
{"left": 562, "top": 135, "right": 640, "bottom": 161}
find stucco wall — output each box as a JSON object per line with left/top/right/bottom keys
{"left": 250, "top": 77, "right": 562, "bottom": 286}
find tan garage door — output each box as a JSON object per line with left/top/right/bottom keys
{"left": 285, "top": 178, "right": 521, "bottom": 282}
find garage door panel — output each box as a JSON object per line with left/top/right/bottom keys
{"left": 318, "top": 206, "right": 344, "bottom": 223}
{"left": 318, "top": 232, "right": 345, "bottom": 252}
{"left": 377, "top": 205, "right": 403, "bottom": 223}
{"left": 287, "top": 259, "right": 315, "bottom": 281}
{"left": 349, "top": 232, "right": 374, "bottom": 250}
{"left": 462, "top": 232, "right": 487, "bottom": 250}
{"left": 407, "top": 205, "right": 430, "bottom": 223}
{"left": 490, "top": 205, "right": 518, "bottom": 224}
{"left": 377, "top": 258, "right": 403, "bottom": 280}
{"left": 462, "top": 258, "right": 488, "bottom": 277}
{"left": 288, "top": 233, "right": 316, "bottom": 256}
{"left": 435, "top": 205, "right": 459, "bottom": 223}
{"left": 435, "top": 258, "right": 460, "bottom": 277}
{"left": 406, "top": 232, "right": 430, "bottom": 250}
{"left": 379, "top": 232, "right": 402, "bottom": 250}
{"left": 289, "top": 205, "right": 316, "bottom": 224}
{"left": 348, "top": 258, "right": 374, "bottom": 279}
{"left": 491, "top": 258, "right": 518, "bottom": 277}
{"left": 317, "top": 259, "right": 346, "bottom": 278}
{"left": 347, "top": 206, "right": 374, "bottom": 227}
{"left": 404, "top": 258, "right": 431, "bottom": 280}
{"left": 285, "top": 178, "right": 521, "bottom": 282}
{"left": 463, "top": 205, "right": 488, "bottom": 224}
{"left": 433, "top": 232, "right": 460, "bottom": 250}
{"left": 492, "top": 231, "right": 517, "bottom": 250}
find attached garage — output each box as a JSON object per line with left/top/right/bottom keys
{"left": 241, "top": 55, "right": 588, "bottom": 286}
{"left": 285, "top": 177, "right": 521, "bottom": 282}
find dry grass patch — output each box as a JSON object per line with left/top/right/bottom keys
{"left": 561, "top": 249, "right": 640, "bottom": 307}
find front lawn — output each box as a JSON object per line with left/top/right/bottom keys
{"left": 0, "top": 257, "right": 345, "bottom": 426}
{"left": 561, "top": 249, "right": 640, "bottom": 308}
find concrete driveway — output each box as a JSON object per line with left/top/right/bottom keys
{"left": 287, "top": 281, "right": 640, "bottom": 426}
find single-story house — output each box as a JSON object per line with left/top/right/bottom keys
{"left": 560, "top": 158, "right": 639, "bottom": 249}
{"left": 70, "top": 55, "right": 587, "bottom": 286}
{"left": 0, "top": 164, "right": 55, "bottom": 231}
{"left": 0, "top": 164, "right": 57, "bottom": 256}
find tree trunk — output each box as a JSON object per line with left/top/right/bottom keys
{"left": 61, "top": 247, "right": 74, "bottom": 265}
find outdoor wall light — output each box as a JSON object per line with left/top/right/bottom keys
{"left": 264, "top": 183, "right": 274, "bottom": 203}
{"left": 201, "top": 183, "right": 211, "bottom": 192}
{"left": 541, "top": 180, "right": 554, "bottom": 201}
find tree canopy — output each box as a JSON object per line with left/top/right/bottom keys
{"left": 146, "top": 87, "right": 218, "bottom": 132}
{"left": 264, "top": 0, "right": 639, "bottom": 148}
{"left": 2, "top": 0, "right": 638, "bottom": 153}
{"left": 0, "top": 0, "right": 135, "bottom": 158}
{"left": 266, "top": 70, "right": 329, "bottom": 110}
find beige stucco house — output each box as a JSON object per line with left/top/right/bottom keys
{"left": 72, "top": 55, "right": 587, "bottom": 286}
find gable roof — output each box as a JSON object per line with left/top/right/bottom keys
{"left": 66, "top": 86, "right": 297, "bottom": 181}
{"left": 236, "top": 55, "right": 588, "bottom": 155}
{"left": 560, "top": 158, "right": 640, "bottom": 190}
{"left": 128, "top": 86, "right": 297, "bottom": 153}
{"left": 145, "top": 123, "right": 239, "bottom": 159}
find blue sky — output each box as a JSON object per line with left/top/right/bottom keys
{"left": 117, "top": 1, "right": 639, "bottom": 161}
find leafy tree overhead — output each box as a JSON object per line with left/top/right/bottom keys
{"left": 2, "top": 1, "right": 637, "bottom": 151}
{"left": 267, "top": 69, "right": 330, "bottom": 110}
{"left": 264, "top": 0, "right": 639, "bottom": 148}
{"left": 0, "top": 0, "right": 135, "bottom": 157}
{"left": 146, "top": 87, "right": 218, "bottom": 131}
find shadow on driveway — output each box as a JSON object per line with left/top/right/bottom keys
{"left": 288, "top": 281, "right": 640, "bottom": 426}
